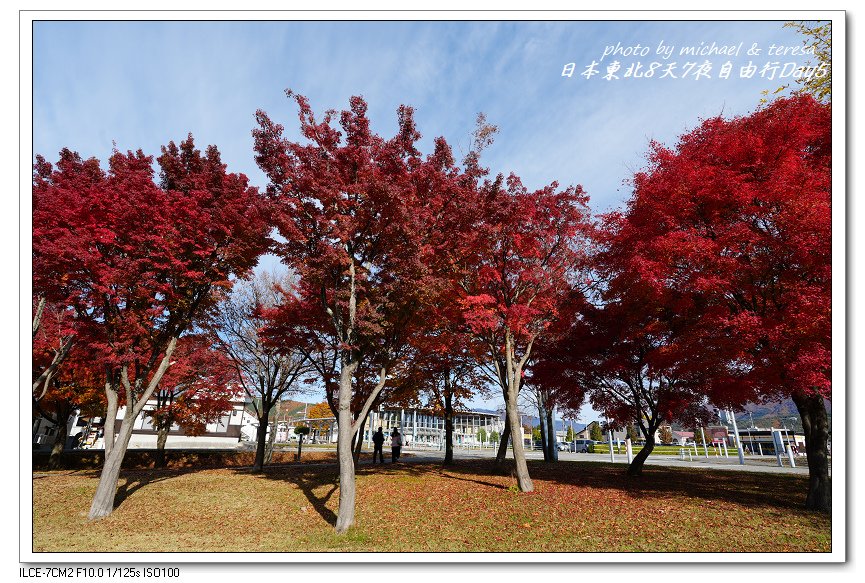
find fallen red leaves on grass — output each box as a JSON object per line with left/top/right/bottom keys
{"left": 33, "top": 459, "right": 830, "bottom": 553}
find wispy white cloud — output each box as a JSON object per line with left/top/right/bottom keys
{"left": 32, "top": 19, "right": 813, "bottom": 412}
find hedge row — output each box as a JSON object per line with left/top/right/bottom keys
{"left": 32, "top": 449, "right": 338, "bottom": 470}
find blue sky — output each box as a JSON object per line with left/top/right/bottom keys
{"left": 33, "top": 19, "right": 811, "bottom": 420}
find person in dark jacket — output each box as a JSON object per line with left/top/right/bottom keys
{"left": 372, "top": 427, "right": 385, "bottom": 463}
{"left": 391, "top": 428, "right": 403, "bottom": 463}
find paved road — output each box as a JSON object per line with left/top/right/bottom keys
{"left": 394, "top": 447, "right": 813, "bottom": 475}
{"left": 291, "top": 443, "right": 817, "bottom": 475}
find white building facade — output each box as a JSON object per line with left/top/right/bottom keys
{"left": 104, "top": 398, "right": 251, "bottom": 450}
{"left": 361, "top": 407, "right": 505, "bottom": 448}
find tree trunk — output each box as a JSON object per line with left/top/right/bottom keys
{"left": 88, "top": 338, "right": 178, "bottom": 520}
{"left": 253, "top": 415, "right": 269, "bottom": 472}
{"left": 154, "top": 421, "right": 170, "bottom": 469}
{"left": 265, "top": 418, "right": 278, "bottom": 465}
{"left": 505, "top": 387, "right": 533, "bottom": 492}
{"left": 495, "top": 416, "right": 510, "bottom": 466}
{"left": 791, "top": 390, "right": 831, "bottom": 512}
{"left": 88, "top": 412, "right": 137, "bottom": 520}
{"left": 47, "top": 414, "right": 69, "bottom": 471}
{"left": 532, "top": 405, "right": 553, "bottom": 462}
{"left": 546, "top": 407, "right": 558, "bottom": 462}
{"left": 444, "top": 390, "right": 454, "bottom": 465}
{"left": 334, "top": 361, "right": 359, "bottom": 533}
{"left": 627, "top": 433, "right": 655, "bottom": 476}
{"left": 103, "top": 386, "right": 118, "bottom": 458}
{"left": 538, "top": 403, "right": 549, "bottom": 462}
{"left": 352, "top": 413, "right": 366, "bottom": 465}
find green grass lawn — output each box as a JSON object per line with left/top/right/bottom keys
{"left": 590, "top": 444, "right": 724, "bottom": 455}
{"left": 32, "top": 459, "right": 830, "bottom": 553}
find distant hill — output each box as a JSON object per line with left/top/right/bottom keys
{"left": 733, "top": 399, "right": 831, "bottom": 433}
{"left": 667, "top": 400, "right": 830, "bottom": 433}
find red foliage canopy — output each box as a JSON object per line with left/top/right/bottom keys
{"left": 149, "top": 334, "right": 239, "bottom": 437}
{"left": 615, "top": 95, "right": 831, "bottom": 404}
{"left": 253, "top": 93, "right": 456, "bottom": 415}
{"left": 33, "top": 136, "right": 270, "bottom": 393}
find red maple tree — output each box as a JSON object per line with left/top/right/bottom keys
{"left": 534, "top": 243, "right": 721, "bottom": 475}
{"left": 612, "top": 95, "right": 831, "bottom": 507}
{"left": 33, "top": 309, "right": 105, "bottom": 469}
{"left": 33, "top": 136, "right": 270, "bottom": 519}
{"left": 449, "top": 171, "right": 591, "bottom": 491}
{"left": 253, "top": 92, "right": 453, "bottom": 532}
{"left": 391, "top": 308, "right": 489, "bottom": 465}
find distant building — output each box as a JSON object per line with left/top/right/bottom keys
{"left": 671, "top": 430, "right": 694, "bottom": 445}
{"left": 33, "top": 394, "right": 253, "bottom": 451}
{"left": 574, "top": 421, "right": 599, "bottom": 440}
{"left": 107, "top": 396, "right": 250, "bottom": 450}
{"left": 704, "top": 425, "right": 729, "bottom": 443}
{"left": 32, "top": 410, "right": 100, "bottom": 450}
{"left": 363, "top": 407, "right": 505, "bottom": 447}
{"left": 573, "top": 421, "right": 640, "bottom": 443}
{"left": 271, "top": 405, "right": 505, "bottom": 447}
{"left": 244, "top": 399, "right": 311, "bottom": 443}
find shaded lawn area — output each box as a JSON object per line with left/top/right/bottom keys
{"left": 32, "top": 460, "right": 830, "bottom": 553}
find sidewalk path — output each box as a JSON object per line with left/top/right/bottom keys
{"left": 387, "top": 447, "right": 812, "bottom": 475}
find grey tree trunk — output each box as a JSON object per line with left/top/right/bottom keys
{"left": 47, "top": 416, "right": 69, "bottom": 470}
{"left": 88, "top": 413, "right": 137, "bottom": 520}
{"left": 87, "top": 337, "right": 178, "bottom": 520}
{"left": 444, "top": 390, "right": 454, "bottom": 465}
{"left": 154, "top": 421, "right": 170, "bottom": 468}
{"left": 265, "top": 418, "right": 278, "bottom": 465}
{"left": 505, "top": 385, "right": 533, "bottom": 492}
{"left": 538, "top": 403, "right": 549, "bottom": 462}
{"left": 627, "top": 434, "right": 655, "bottom": 476}
{"left": 495, "top": 416, "right": 510, "bottom": 466}
{"left": 253, "top": 416, "right": 269, "bottom": 472}
{"left": 334, "top": 361, "right": 359, "bottom": 533}
{"left": 103, "top": 387, "right": 118, "bottom": 458}
{"left": 352, "top": 413, "right": 366, "bottom": 465}
{"left": 791, "top": 390, "right": 831, "bottom": 512}
{"left": 546, "top": 407, "right": 557, "bottom": 462}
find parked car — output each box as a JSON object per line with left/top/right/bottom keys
{"left": 556, "top": 442, "right": 569, "bottom": 451}
{"left": 570, "top": 439, "right": 595, "bottom": 453}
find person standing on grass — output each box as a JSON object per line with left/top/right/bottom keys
{"left": 372, "top": 427, "right": 385, "bottom": 463}
{"left": 391, "top": 428, "right": 403, "bottom": 463}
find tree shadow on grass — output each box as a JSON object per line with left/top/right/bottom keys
{"left": 246, "top": 459, "right": 479, "bottom": 526}
{"left": 239, "top": 465, "right": 341, "bottom": 526}
{"left": 435, "top": 467, "right": 510, "bottom": 490}
{"left": 355, "top": 460, "right": 445, "bottom": 479}
{"left": 66, "top": 467, "right": 193, "bottom": 511}
{"left": 437, "top": 459, "right": 818, "bottom": 511}
{"left": 112, "top": 469, "right": 185, "bottom": 509}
